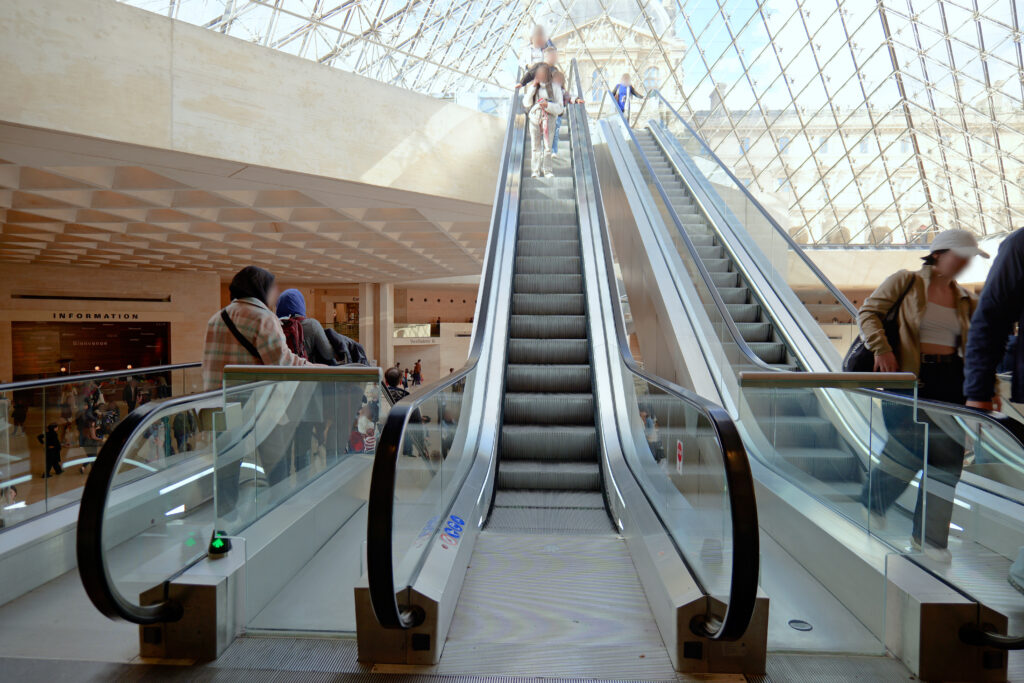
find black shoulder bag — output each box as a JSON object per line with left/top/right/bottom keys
{"left": 843, "top": 276, "right": 915, "bottom": 372}
{"left": 220, "top": 310, "right": 263, "bottom": 364}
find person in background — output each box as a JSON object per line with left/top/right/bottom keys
{"left": 38, "top": 424, "right": 63, "bottom": 478}
{"left": 275, "top": 289, "right": 339, "bottom": 365}
{"left": 203, "top": 266, "right": 320, "bottom": 520}
{"left": 202, "top": 266, "right": 314, "bottom": 391}
{"left": 384, "top": 366, "right": 409, "bottom": 404}
{"left": 857, "top": 229, "right": 987, "bottom": 556}
{"left": 122, "top": 377, "right": 138, "bottom": 412}
{"left": 10, "top": 400, "right": 27, "bottom": 437}
{"left": 611, "top": 73, "right": 643, "bottom": 113}
{"left": 80, "top": 417, "right": 103, "bottom": 474}
{"left": 413, "top": 359, "right": 422, "bottom": 386}
{"left": 519, "top": 45, "right": 559, "bottom": 88}
{"left": 550, "top": 69, "right": 584, "bottom": 157}
{"left": 518, "top": 24, "right": 550, "bottom": 73}
{"left": 522, "top": 63, "right": 565, "bottom": 178}
{"left": 961, "top": 227, "right": 1024, "bottom": 594}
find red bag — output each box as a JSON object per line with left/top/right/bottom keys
{"left": 280, "top": 315, "right": 308, "bottom": 359}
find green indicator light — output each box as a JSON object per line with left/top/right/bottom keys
{"left": 185, "top": 537, "right": 196, "bottom": 547}
{"left": 211, "top": 538, "right": 225, "bottom": 549}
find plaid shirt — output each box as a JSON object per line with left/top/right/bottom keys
{"left": 202, "top": 297, "right": 312, "bottom": 390}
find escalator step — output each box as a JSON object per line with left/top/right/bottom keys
{"left": 493, "top": 490, "right": 605, "bottom": 509}
{"left": 506, "top": 364, "right": 592, "bottom": 392}
{"left": 517, "top": 240, "right": 579, "bottom": 257}
{"left": 510, "top": 314, "right": 586, "bottom": 338}
{"left": 736, "top": 322, "right": 773, "bottom": 343}
{"left": 696, "top": 245, "right": 724, "bottom": 259}
{"left": 513, "top": 274, "right": 583, "bottom": 294}
{"left": 521, "top": 177, "right": 574, "bottom": 200}
{"left": 500, "top": 425, "right": 598, "bottom": 461}
{"left": 749, "top": 341, "right": 787, "bottom": 364}
{"left": 762, "top": 416, "right": 840, "bottom": 447}
{"left": 507, "top": 338, "right": 589, "bottom": 364}
{"left": 690, "top": 233, "right": 717, "bottom": 247}
{"left": 717, "top": 287, "right": 748, "bottom": 305}
{"left": 777, "top": 447, "right": 860, "bottom": 482}
{"left": 519, "top": 211, "right": 577, "bottom": 226}
{"left": 497, "top": 461, "right": 601, "bottom": 491}
{"left": 503, "top": 393, "right": 595, "bottom": 425}
{"left": 702, "top": 258, "right": 732, "bottom": 273}
{"left": 520, "top": 198, "right": 577, "bottom": 213}
{"left": 485, "top": 505, "right": 612, "bottom": 534}
{"left": 515, "top": 256, "right": 581, "bottom": 275}
{"left": 519, "top": 225, "right": 578, "bottom": 241}
{"left": 711, "top": 272, "right": 739, "bottom": 288}
{"left": 512, "top": 293, "right": 585, "bottom": 315}
{"left": 726, "top": 303, "right": 760, "bottom": 323}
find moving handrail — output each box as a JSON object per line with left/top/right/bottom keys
{"left": 605, "top": 92, "right": 1024, "bottom": 463}
{"left": 78, "top": 366, "right": 395, "bottom": 625}
{"left": 645, "top": 89, "right": 858, "bottom": 320}
{"left": 573, "top": 58, "right": 758, "bottom": 641}
{"left": 0, "top": 362, "right": 201, "bottom": 392}
{"left": 77, "top": 389, "right": 220, "bottom": 624}
{"left": 367, "top": 85, "right": 524, "bottom": 630}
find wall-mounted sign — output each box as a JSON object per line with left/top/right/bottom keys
{"left": 52, "top": 312, "right": 141, "bottom": 320}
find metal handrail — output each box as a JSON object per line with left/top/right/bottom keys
{"left": 0, "top": 362, "right": 201, "bottom": 392}
{"left": 366, "top": 85, "right": 523, "bottom": 630}
{"left": 574, "top": 60, "right": 758, "bottom": 641}
{"left": 646, "top": 90, "right": 859, "bottom": 320}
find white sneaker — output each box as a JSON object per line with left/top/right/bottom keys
{"left": 531, "top": 172, "right": 539, "bottom": 178}
{"left": 544, "top": 171, "right": 555, "bottom": 178}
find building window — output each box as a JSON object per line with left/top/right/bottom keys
{"left": 900, "top": 137, "right": 911, "bottom": 153}
{"left": 779, "top": 136, "right": 790, "bottom": 153}
{"left": 818, "top": 136, "right": 828, "bottom": 153}
{"left": 740, "top": 137, "right": 751, "bottom": 153}
{"left": 859, "top": 138, "right": 869, "bottom": 154}
{"left": 644, "top": 66, "right": 660, "bottom": 91}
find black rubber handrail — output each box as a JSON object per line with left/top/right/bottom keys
{"left": 366, "top": 86, "right": 524, "bottom": 630}
{"left": 646, "top": 90, "right": 859, "bottom": 320}
{"left": 77, "top": 389, "right": 220, "bottom": 624}
{"left": 960, "top": 623, "right": 1024, "bottom": 650}
{"left": 609, "top": 95, "right": 1024, "bottom": 464}
{"left": 79, "top": 373, "right": 396, "bottom": 625}
{"left": 0, "top": 362, "right": 201, "bottom": 392}
{"left": 573, "top": 61, "right": 758, "bottom": 641}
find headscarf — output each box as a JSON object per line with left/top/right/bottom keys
{"left": 276, "top": 288, "right": 306, "bottom": 318}
{"left": 229, "top": 266, "right": 275, "bottom": 306}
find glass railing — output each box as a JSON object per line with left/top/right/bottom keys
{"left": 0, "top": 363, "right": 202, "bottom": 530}
{"left": 77, "top": 365, "right": 391, "bottom": 628}
{"left": 367, "top": 84, "right": 525, "bottom": 630}
{"left": 605, "top": 85, "right": 1024, "bottom": 651}
{"left": 648, "top": 91, "right": 857, "bottom": 365}
{"left": 575, "top": 65, "right": 757, "bottom": 641}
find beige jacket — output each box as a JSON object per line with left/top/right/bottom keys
{"left": 858, "top": 265, "right": 977, "bottom": 377}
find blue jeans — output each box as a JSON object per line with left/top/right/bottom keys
{"left": 552, "top": 116, "right": 563, "bottom": 154}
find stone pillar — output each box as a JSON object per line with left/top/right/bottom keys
{"left": 376, "top": 283, "right": 395, "bottom": 369}
{"left": 358, "top": 283, "right": 376, "bottom": 364}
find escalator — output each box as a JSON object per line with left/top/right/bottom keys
{"left": 360, "top": 62, "right": 762, "bottom": 677}
{"left": 72, "top": 61, "right": 762, "bottom": 678}
{"left": 599, "top": 91, "right": 1024, "bottom": 680}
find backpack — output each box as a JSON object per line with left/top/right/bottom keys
{"left": 280, "top": 315, "right": 308, "bottom": 359}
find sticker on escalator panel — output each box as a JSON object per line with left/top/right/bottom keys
{"left": 676, "top": 440, "right": 684, "bottom": 475}
{"left": 439, "top": 514, "right": 464, "bottom": 550}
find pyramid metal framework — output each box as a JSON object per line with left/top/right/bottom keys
{"left": 122, "top": 0, "right": 1024, "bottom": 246}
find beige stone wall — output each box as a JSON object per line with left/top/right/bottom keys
{"left": 0, "top": 264, "right": 219, "bottom": 382}
{"left": 0, "top": 0, "right": 503, "bottom": 207}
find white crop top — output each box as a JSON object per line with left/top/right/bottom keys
{"left": 919, "top": 302, "right": 960, "bottom": 347}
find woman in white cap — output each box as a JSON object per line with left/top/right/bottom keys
{"left": 857, "top": 228, "right": 989, "bottom": 556}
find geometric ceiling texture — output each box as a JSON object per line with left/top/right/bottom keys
{"left": 120, "top": 0, "right": 1024, "bottom": 247}
{"left": 0, "top": 126, "right": 488, "bottom": 282}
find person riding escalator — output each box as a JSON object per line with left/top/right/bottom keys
{"left": 857, "top": 229, "right": 988, "bottom": 555}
